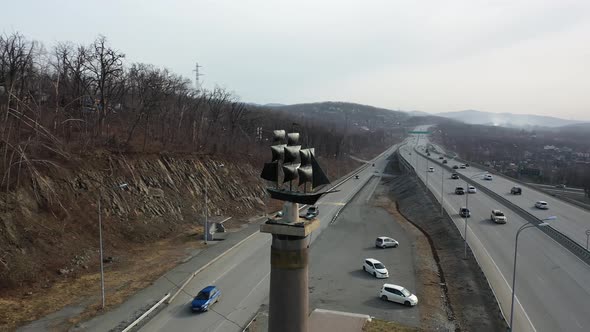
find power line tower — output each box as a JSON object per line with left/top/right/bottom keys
{"left": 193, "top": 62, "right": 204, "bottom": 92}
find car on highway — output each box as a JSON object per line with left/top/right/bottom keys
{"left": 305, "top": 206, "right": 319, "bottom": 220}
{"left": 379, "top": 284, "right": 418, "bottom": 306}
{"left": 490, "top": 210, "right": 507, "bottom": 224}
{"left": 483, "top": 174, "right": 493, "bottom": 181}
{"left": 535, "top": 200, "right": 549, "bottom": 209}
{"left": 439, "top": 156, "right": 444, "bottom": 160}
{"left": 442, "top": 159, "right": 448, "bottom": 164}
{"left": 451, "top": 173, "right": 459, "bottom": 179}
{"left": 460, "top": 164, "right": 466, "bottom": 169}
{"left": 464, "top": 163, "right": 470, "bottom": 167}
{"left": 375, "top": 236, "right": 399, "bottom": 248}
{"left": 511, "top": 186, "right": 522, "bottom": 195}
{"left": 459, "top": 207, "right": 470, "bottom": 218}
{"left": 191, "top": 286, "right": 221, "bottom": 312}
{"left": 428, "top": 167, "right": 434, "bottom": 172}
{"left": 467, "top": 185, "right": 476, "bottom": 193}
{"left": 453, "top": 165, "right": 459, "bottom": 169}
{"left": 555, "top": 184, "right": 566, "bottom": 189}
{"left": 363, "top": 258, "right": 389, "bottom": 278}
{"left": 455, "top": 187, "right": 465, "bottom": 195}
{"left": 355, "top": 175, "right": 359, "bottom": 179}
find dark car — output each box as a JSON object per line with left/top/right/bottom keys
{"left": 192, "top": 286, "right": 221, "bottom": 312}
{"left": 459, "top": 207, "right": 470, "bottom": 218}
{"left": 451, "top": 173, "right": 459, "bottom": 179}
{"left": 355, "top": 175, "right": 359, "bottom": 179}
{"left": 305, "top": 206, "right": 319, "bottom": 220}
{"left": 439, "top": 156, "right": 444, "bottom": 160}
{"left": 455, "top": 187, "right": 465, "bottom": 195}
{"left": 510, "top": 186, "right": 522, "bottom": 195}
{"left": 465, "top": 163, "right": 470, "bottom": 167}
{"left": 453, "top": 165, "right": 459, "bottom": 169}
{"left": 442, "top": 160, "right": 448, "bottom": 164}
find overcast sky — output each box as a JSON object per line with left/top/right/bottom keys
{"left": 2, "top": 0, "right": 589, "bottom": 120}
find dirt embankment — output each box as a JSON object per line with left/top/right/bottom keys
{"left": 382, "top": 154, "right": 507, "bottom": 332}
{"left": 0, "top": 151, "right": 267, "bottom": 330}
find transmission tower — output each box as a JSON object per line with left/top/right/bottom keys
{"left": 193, "top": 62, "right": 204, "bottom": 92}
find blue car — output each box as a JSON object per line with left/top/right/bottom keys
{"left": 191, "top": 286, "right": 221, "bottom": 312}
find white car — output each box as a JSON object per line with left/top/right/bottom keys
{"left": 375, "top": 236, "right": 399, "bottom": 248}
{"left": 535, "top": 201, "right": 549, "bottom": 209}
{"left": 467, "top": 186, "right": 476, "bottom": 193}
{"left": 363, "top": 258, "right": 389, "bottom": 278}
{"left": 379, "top": 284, "right": 418, "bottom": 306}
{"left": 428, "top": 167, "right": 434, "bottom": 172}
{"left": 483, "top": 174, "right": 493, "bottom": 181}
{"left": 490, "top": 209, "right": 507, "bottom": 224}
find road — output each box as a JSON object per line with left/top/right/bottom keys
{"left": 423, "top": 139, "right": 590, "bottom": 248}
{"left": 140, "top": 145, "right": 399, "bottom": 331}
{"left": 400, "top": 131, "right": 590, "bottom": 332}
{"left": 309, "top": 176, "right": 419, "bottom": 325}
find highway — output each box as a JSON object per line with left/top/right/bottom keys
{"left": 140, "top": 145, "right": 399, "bottom": 331}
{"left": 427, "top": 145, "right": 590, "bottom": 248}
{"left": 400, "top": 131, "right": 590, "bottom": 332}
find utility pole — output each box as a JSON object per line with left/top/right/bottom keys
{"left": 98, "top": 196, "right": 105, "bottom": 309}
{"left": 204, "top": 182, "right": 208, "bottom": 244}
{"left": 193, "top": 62, "right": 204, "bottom": 92}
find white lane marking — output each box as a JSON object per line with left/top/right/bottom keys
{"left": 211, "top": 271, "right": 271, "bottom": 332}
{"left": 407, "top": 151, "right": 538, "bottom": 332}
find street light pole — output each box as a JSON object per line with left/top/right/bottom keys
{"left": 97, "top": 182, "right": 128, "bottom": 310}
{"left": 508, "top": 217, "right": 555, "bottom": 331}
{"left": 440, "top": 166, "right": 444, "bottom": 215}
{"left": 463, "top": 181, "right": 469, "bottom": 259}
{"left": 98, "top": 195, "right": 105, "bottom": 309}
{"left": 204, "top": 182, "right": 208, "bottom": 245}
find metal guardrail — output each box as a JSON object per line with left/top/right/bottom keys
{"left": 413, "top": 147, "right": 590, "bottom": 266}
{"left": 122, "top": 293, "right": 170, "bottom": 332}
{"left": 441, "top": 153, "right": 590, "bottom": 212}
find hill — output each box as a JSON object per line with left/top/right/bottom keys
{"left": 436, "top": 110, "right": 582, "bottom": 128}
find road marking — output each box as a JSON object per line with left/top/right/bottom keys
{"left": 408, "top": 149, "right": 538, "bottom": 332}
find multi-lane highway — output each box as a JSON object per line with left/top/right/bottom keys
{"left": 427, "top": 145, "right": 590, "bottom": 248}
{"left": 400, "top": 132, "right": 590, "bottom": 332}
{"left": 140, "top": 145, "right": 399, "bottom": 331}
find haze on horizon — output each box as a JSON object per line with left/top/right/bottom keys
{"left": 2, "top": 0, "right": 589, "bottom": 121}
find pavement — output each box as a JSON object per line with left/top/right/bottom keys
{"left": 120, "top": 144, "right": 401, "bottom": 332}
{"left": 400, "top": 130, "right": 590, "bottom": 332}
{"left": 309, "top": 176, "right": 419, "bottom": 325}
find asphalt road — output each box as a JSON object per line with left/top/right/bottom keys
{"left": 309, "top": 176, "right": 419, "bottom": 326}
{"left": 140, "top": 145, "right": 400, "bottom": 332}
{"left": 400, "top": 133, "right": 590, "bottom": 332}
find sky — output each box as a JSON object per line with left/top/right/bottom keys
{"left": 2, "top": 0, "right": 589, "bottom": 120}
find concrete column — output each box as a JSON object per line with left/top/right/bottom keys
{"left": 268, "top": 233, "right": 309, "bottom": 332}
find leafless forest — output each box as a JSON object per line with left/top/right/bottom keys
{"left": 0, "top": 32, "right": 398, "bottom": 197}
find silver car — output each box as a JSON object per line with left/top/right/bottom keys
{"left": 375, "top": 236, "right": 399, "bottom": 248}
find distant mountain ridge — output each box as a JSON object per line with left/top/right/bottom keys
{"left": 436, "top": 110, "right": 583, "bottom": 128}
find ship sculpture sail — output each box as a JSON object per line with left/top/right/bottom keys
{"left": 260, "top": 130, "right": 334, "bottom": 205}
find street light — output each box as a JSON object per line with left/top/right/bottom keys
{"left": 463, "top": 172, "right": 488, "bottom": 259}
{"left": 508, "top": 216, "right": 556, "bottom": 331}
{"left": 98, "top": 182, "right": 128, "bottom": 310}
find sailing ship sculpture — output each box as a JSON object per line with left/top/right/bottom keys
{"left": 260, "top": 130, "right": 335, "bottom": 205}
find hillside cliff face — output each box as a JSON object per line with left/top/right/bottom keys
{"left": 0, "top": 152, "right": 265, "bottom": 290}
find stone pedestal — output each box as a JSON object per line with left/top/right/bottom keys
{"left": 260, "top": 202, "right": 319, "bottom": 332}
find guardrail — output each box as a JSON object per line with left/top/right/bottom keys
{"left": 414, "top": 147, "right": 590, "bottom": 266}
{"left": 437, "top": 151, "right": 590, "bottom": 212}
{"left": 122, "top": 293, "right": 170, "bottom": 332}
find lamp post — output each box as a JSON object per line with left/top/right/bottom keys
{"left": 463, "top": 172, "right": 488, "bottom": 259}
{"left": 98, "top": 182, "right": 128, "bottom": 310}
{"left": 508, "top": 216, "right": 556, "bottom": 331}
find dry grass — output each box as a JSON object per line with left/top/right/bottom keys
{"left": 0, "top": 226, "right": 206, "bottom": 331}
{"left": 363, "top": 319, "right": 421, "bottom": 332}
{"left": 373, "top": 189, "right": 451, "bottom": 331}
